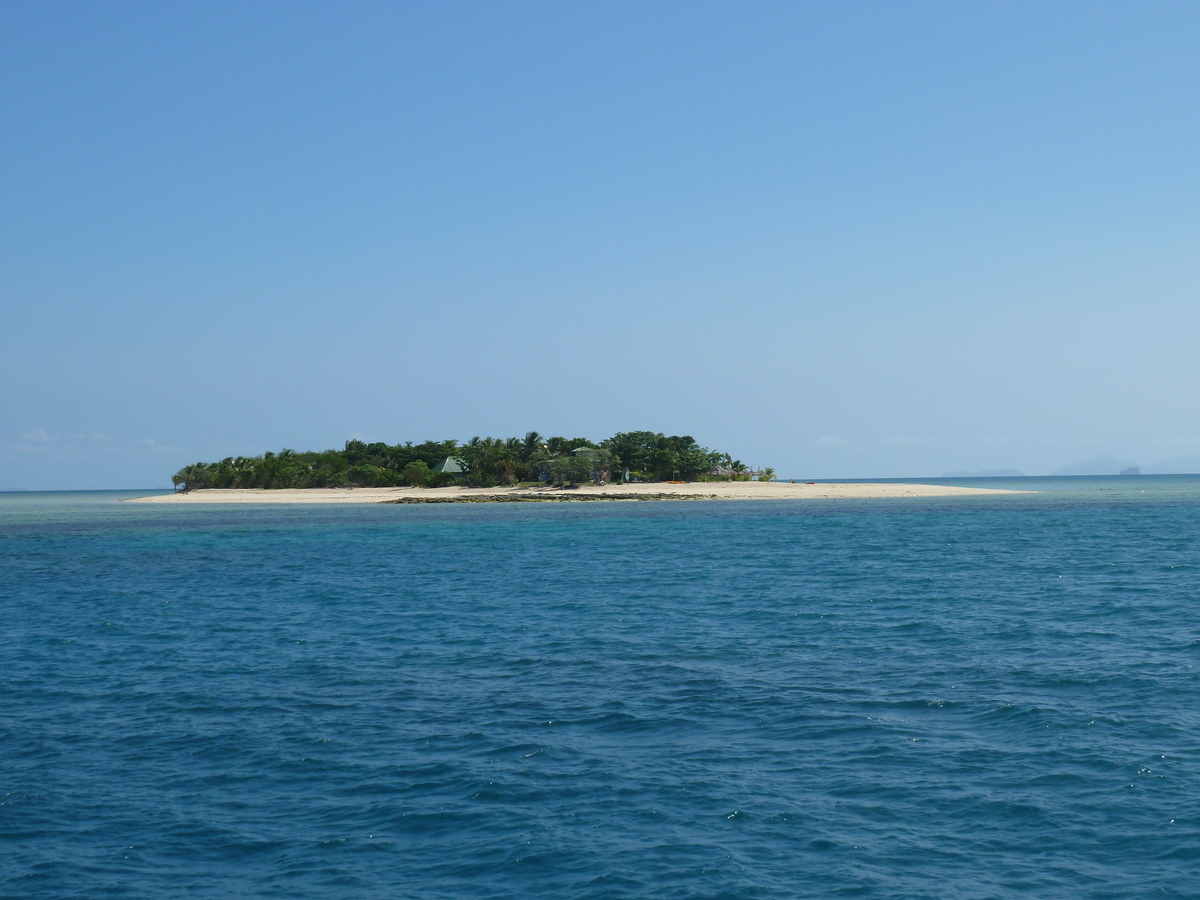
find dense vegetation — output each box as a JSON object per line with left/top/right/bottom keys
{"left": 172, "top": 431, "right": 768, "bottom": 490}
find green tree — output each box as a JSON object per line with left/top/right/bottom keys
{"left": 521, "top": 431, "right": 543, "bottom": 461}
{"left": 401, "top": 460, "right": 431, "bottom": 486}
{"left": 602, "top": 432, "right": 714, "bottom": 481}
{"left": 546, "top": 455, "right": 594, "bottom": 485}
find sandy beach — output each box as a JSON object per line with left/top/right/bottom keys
{"left": 127, "top": 481, "right": 1025, "bottom": 504}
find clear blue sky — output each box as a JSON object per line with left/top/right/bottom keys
{"left": 4, "top": 2, "right": 1200, "bottom": 488}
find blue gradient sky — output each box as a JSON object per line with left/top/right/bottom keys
{"left": 4, "top": 2, "right": 1200, "bottom": 488}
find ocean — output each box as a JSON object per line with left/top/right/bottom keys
{"left": 2, "top": 477, "right": 1198, "bottom": 898}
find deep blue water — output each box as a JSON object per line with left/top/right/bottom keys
{"left": 3, "top": 478, "right": 1199, "bottom": 898}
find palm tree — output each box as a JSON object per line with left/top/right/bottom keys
{"left": 545, "top": 436, "right": 571, "bottom": 457}
{"left": 760, "top": 467, "right": 776, "bottom": 482}
{"left": 521, "top": 431, "right": 543, "bottom": 461}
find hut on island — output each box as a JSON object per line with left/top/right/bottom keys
{"left": 431, "top": 457, "right": 465, "bottom": 478}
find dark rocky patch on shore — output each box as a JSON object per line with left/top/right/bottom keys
{"left": 383, "top": 492, "right": 720, "bottom": 503}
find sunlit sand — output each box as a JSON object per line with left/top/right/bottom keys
{"left": 127, "top": 481, "right": 1026, "bottom": 504}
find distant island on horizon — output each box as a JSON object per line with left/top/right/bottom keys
{"left": 945, "top": 456, "right": 1200, "bottom": 478}
{"left": 943, "top": 468, "right": 1026, "bottom": 478}
{"left": 172, "top": 431, "right": 774, "bottom": 492}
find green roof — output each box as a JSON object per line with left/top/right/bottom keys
{"left": 431, "top": 457, "right": 464, "bottom": 474}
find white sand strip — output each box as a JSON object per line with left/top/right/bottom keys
{"left": 126, "top": 481, "right": 1027, "bottom": 504}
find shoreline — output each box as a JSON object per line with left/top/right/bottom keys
{"left": 125, "top": 482, "right": 1028, "bottom": 504}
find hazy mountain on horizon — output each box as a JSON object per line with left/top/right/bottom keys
{"left": 943, "top": 468, "right": 1025, "bottom": 477}
{"left": 1051, "top": 456, "right": 1140, "bottom": 476}
{"left": 1049, "top": 455, "right": 1200, "bottom": 476}
{"left": 1141, "top": 455, "right": 1200, "bottom": 475}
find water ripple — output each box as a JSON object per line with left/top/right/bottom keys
{"left": 2, "top": 491, "right": 1200, "bottom": 897}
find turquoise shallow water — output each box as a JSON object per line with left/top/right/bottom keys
{"left": 2, "top": 478, "right": 1199, "bottom": 898}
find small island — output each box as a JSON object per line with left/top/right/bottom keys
{"left": 170, "top": 431, "right": 765, "bottom": 491}
{"left": 125, "top": 431, "right": 1024, "bottom": 504}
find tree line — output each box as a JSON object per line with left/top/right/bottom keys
{"left": 172, "top": 431, "right": 770, "bottom": 490}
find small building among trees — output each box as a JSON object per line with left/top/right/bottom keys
{"left": 431, "top": 457, "right": 465, "bottom": 477}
